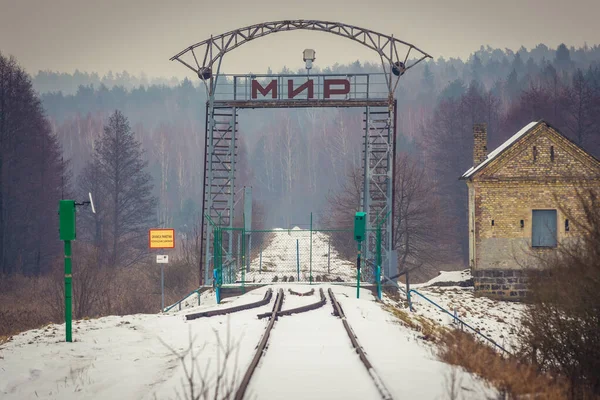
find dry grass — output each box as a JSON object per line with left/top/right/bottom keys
{"left": 383, "top": 305, "right": 446, "bottom": 341}
{"left": 0, "top": 243, "right": 199, "bottom": 338}
{"left": 0, "top": 273, "right": 60, "bottom": 338}
{"left": 383, "top": 304, "right": 569, "bottom": 399}
{"left": 438, "top": 330, "right": 569, "bottom": 399}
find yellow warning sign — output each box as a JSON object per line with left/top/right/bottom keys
{"left": 149, "top": 229, "right": 175, "bottom": 249}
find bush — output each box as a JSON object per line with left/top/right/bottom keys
{"left": 0, "top": 240, "right": 200, "bottom": 337}
{"left": 519, "top": 189, "right": 600, "bottom": 398}
{"left": 0, "top": 272, "right": 61, "bottom": 337}
{"left": 439, "top": 329, "right": 568, "bottom": 399}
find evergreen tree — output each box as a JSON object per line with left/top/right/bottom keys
{"left": 0, "top": 53, "right": 67, "bottom": 275}
{"left": 512, "top": 53, "right": 525, "bottom": 75}
{"left": 81, "top": 110, "right": 157, "bottom": 268}
{"left": 439, "top": 79, "right": 466, "bottom": 101}
{"left": 470, "top": 54, "right": 483, "bottom": 81}
{"left": 421, "top": 63, "right": 435, "bottom": 93}
{"left": 555, "top": 43, "right": 572, "bottom": 70}
{"left": 505, "top": 69, "right": 520, "bottom": 100}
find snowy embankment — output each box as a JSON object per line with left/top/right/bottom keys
{"left": 0, "top": 283, "right": 497, "bottom": 399}
{"left": 244, "top": 227, "right": 356, "bottom": 283}
{"left": 390, "top": 270, "right": 525, "bottom": 351}
{"left": 0, "top": 286, "right": 276, "bottom": 400}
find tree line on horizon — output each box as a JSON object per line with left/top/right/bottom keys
{"left": 1, "top": 42, "right": 599, "bottom": 397}
{"left": 40, "top": 42, "right": 600, "bottom": 266}
{"left": 0, "top": 52, "right": 158, "bottom": 276}
{"left": 31, "top": 43, "right": 600, "bottom": 96}
{"left": 1, "top": 42, "right": 600, "bottom": 276}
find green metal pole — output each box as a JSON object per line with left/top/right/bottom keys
{"left": 357, "top": 241, "right": 361, "bottom": 299}
{"left": 309, "top": 212, "right": 313, "bottom": 284}
{"left": 214, "top": 227, "right": 221, "bottom": 304}
{"left": 161, "top": 263, "right": 165, "bottom": 311}
{"left": 242, "top": 228, "right": 246, "bottom": 294}
{"left": 64, "top": 240, "right": 72, "bottom": 342}
{"left": 376, "top": 224, "right": 382, "bottom": 299}
{"left": 296, "top": 239, "right": 300, "bottom": 281}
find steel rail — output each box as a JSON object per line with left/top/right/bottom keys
{"left": 185, "top": 288, "right": 273, "bottom": 320}
{"left": 257, "top": 288, "right": 325, "bottom": 319}
{"left": 234, "top": 288, "right": 285, "bottom": 400}
{"left": 328, "top": 288, "right": 394, "bottom": 400}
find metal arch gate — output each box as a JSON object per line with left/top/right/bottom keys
{"left": 170, "top": 20, "right": 431, "bottom": 286}
{"left": 201, "top": 87, "right": 396, "bottom": 285}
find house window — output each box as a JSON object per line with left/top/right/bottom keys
{"left": 550, "top": 146, "right": 555, "bottom": 162}
{"left": 532, "top": 210, "right": 557, "bottom": 247}
{"left": 533, "top": 146, "right": 537, "bottom": 162}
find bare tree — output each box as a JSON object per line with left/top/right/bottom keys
{"left": 323, "top": 153, "right": 450, "bottom": 279}
{"left": 159, "top": 321, "right": 242, "bottom": 400}
{"left": 393, "top": 153, "right": 453, "bottom": 279}
{"left": 444, "top": 367, "right": 463, "bottom": 400}
{"left": 421, "top": 82, "right": 501, "bottom": 262}
{"left": 77, "top": 160, "right": 106, "bottom": 262}
{"left": 519, "top": 189, "right": 600, "bottom": 398}
{"left": 563, "top": 69, "right": 597, "bottom": 149}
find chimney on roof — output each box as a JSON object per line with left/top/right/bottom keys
{"left": 473, "top": 123, "right": 487, "bottom": 167}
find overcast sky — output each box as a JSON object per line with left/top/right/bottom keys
{"left": 1, "top": 0, "right": 598, "bottom": 79}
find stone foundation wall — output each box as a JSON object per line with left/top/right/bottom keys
{"left": 473, "top": 269, "right": 528, "bottom": 300}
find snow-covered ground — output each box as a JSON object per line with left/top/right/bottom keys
{"left": 164, "top": 286, "right": 264, "bottom": 313}
{"left": 393, "top": 270, "right": 525, "bottom": 351}
{"left": 244, "top": 227, "right": 357, "bottom": 283}
{"left": 1, "top": 224, "right": 524, "bottom": 400}
{"left": 0, "top": 283, "right": 497, "bottom": 399}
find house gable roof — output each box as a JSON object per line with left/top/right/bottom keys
{"left": 461, "top": 121, "right": 540, "bottom": 179}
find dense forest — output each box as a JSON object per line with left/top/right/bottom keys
{"left": 33, "top": 43, "right": 600, "bottom": 268}
{"left": 2, "top": 41, "right": 598, "bottom": 399}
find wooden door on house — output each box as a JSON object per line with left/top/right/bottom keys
{"left": 532, "top": 209, "right": 557, "bottom": 247}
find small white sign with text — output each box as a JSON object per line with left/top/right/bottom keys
{"left": 157, "top": 255, "right": 169, "bottom": 264}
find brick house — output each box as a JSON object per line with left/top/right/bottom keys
{"left": 460, "top": 120, "right": 600, "bottom": 299}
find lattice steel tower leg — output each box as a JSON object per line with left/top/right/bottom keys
{"left": 203, "top": 105, "right": 238, "bottom": 285}
{"left": 362, "top": 102, "right": 396, "bottom": 281}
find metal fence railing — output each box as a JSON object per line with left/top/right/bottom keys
{"left": 241, "top": 228, "right": 359, "bottom": 284}
{"left": 206, "top": 213, "right": 390, "bottom": 303}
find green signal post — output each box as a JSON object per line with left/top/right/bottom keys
{"left": 59, "top": 200, "right": 76, "bottom": 342}
{"left": 354, "top": 212, "right": 366, "bottom": 299}
{"left": 58, "top": 195, "right": 94, "bottom": 342}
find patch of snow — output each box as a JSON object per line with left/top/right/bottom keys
{"left": 333, "top": 285, "right": 496, "bottom": 399}
{"left": 243, "top": 229, "right": 357, "bottom": 283}
{"left": 247, "top": 289, "right": 382, "bottom": 399}
{"left": 462, "top": 121, "right": 539, "bottom": 178}
{"left": 0, "top": 284, "right": 500, "bottom": 399}
{"left": 405, "top": 285, "right": 525, "bottom": 352}
{"left": 412, "top": 269, "right": 472, "bottom": 288}
{"left": 393, "top": 270, "right": 525, "bottom": 351}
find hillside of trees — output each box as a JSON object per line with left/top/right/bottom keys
{"left": 35, "top": 43, "right": 600, "bottom": 266}
{"left": 0, "top": 53, "right": 67, "bottom": 276}
{"left": 1, "top": 42, "right": 598, "bottom": 397}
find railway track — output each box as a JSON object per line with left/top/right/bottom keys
{"left": 183, "top": 285, "right": 393, "bottom": 399}
{"left": 185, "top": 288, "right": 273, "bottom": 320}
{"left": 234, "top": 288, "right": 285, "bottom": 400}
{"left": 226, "top": 286, "right": 394, "bottom": 400}
{"left": 328, "top": 288, "right": 394, "bottom": 400}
